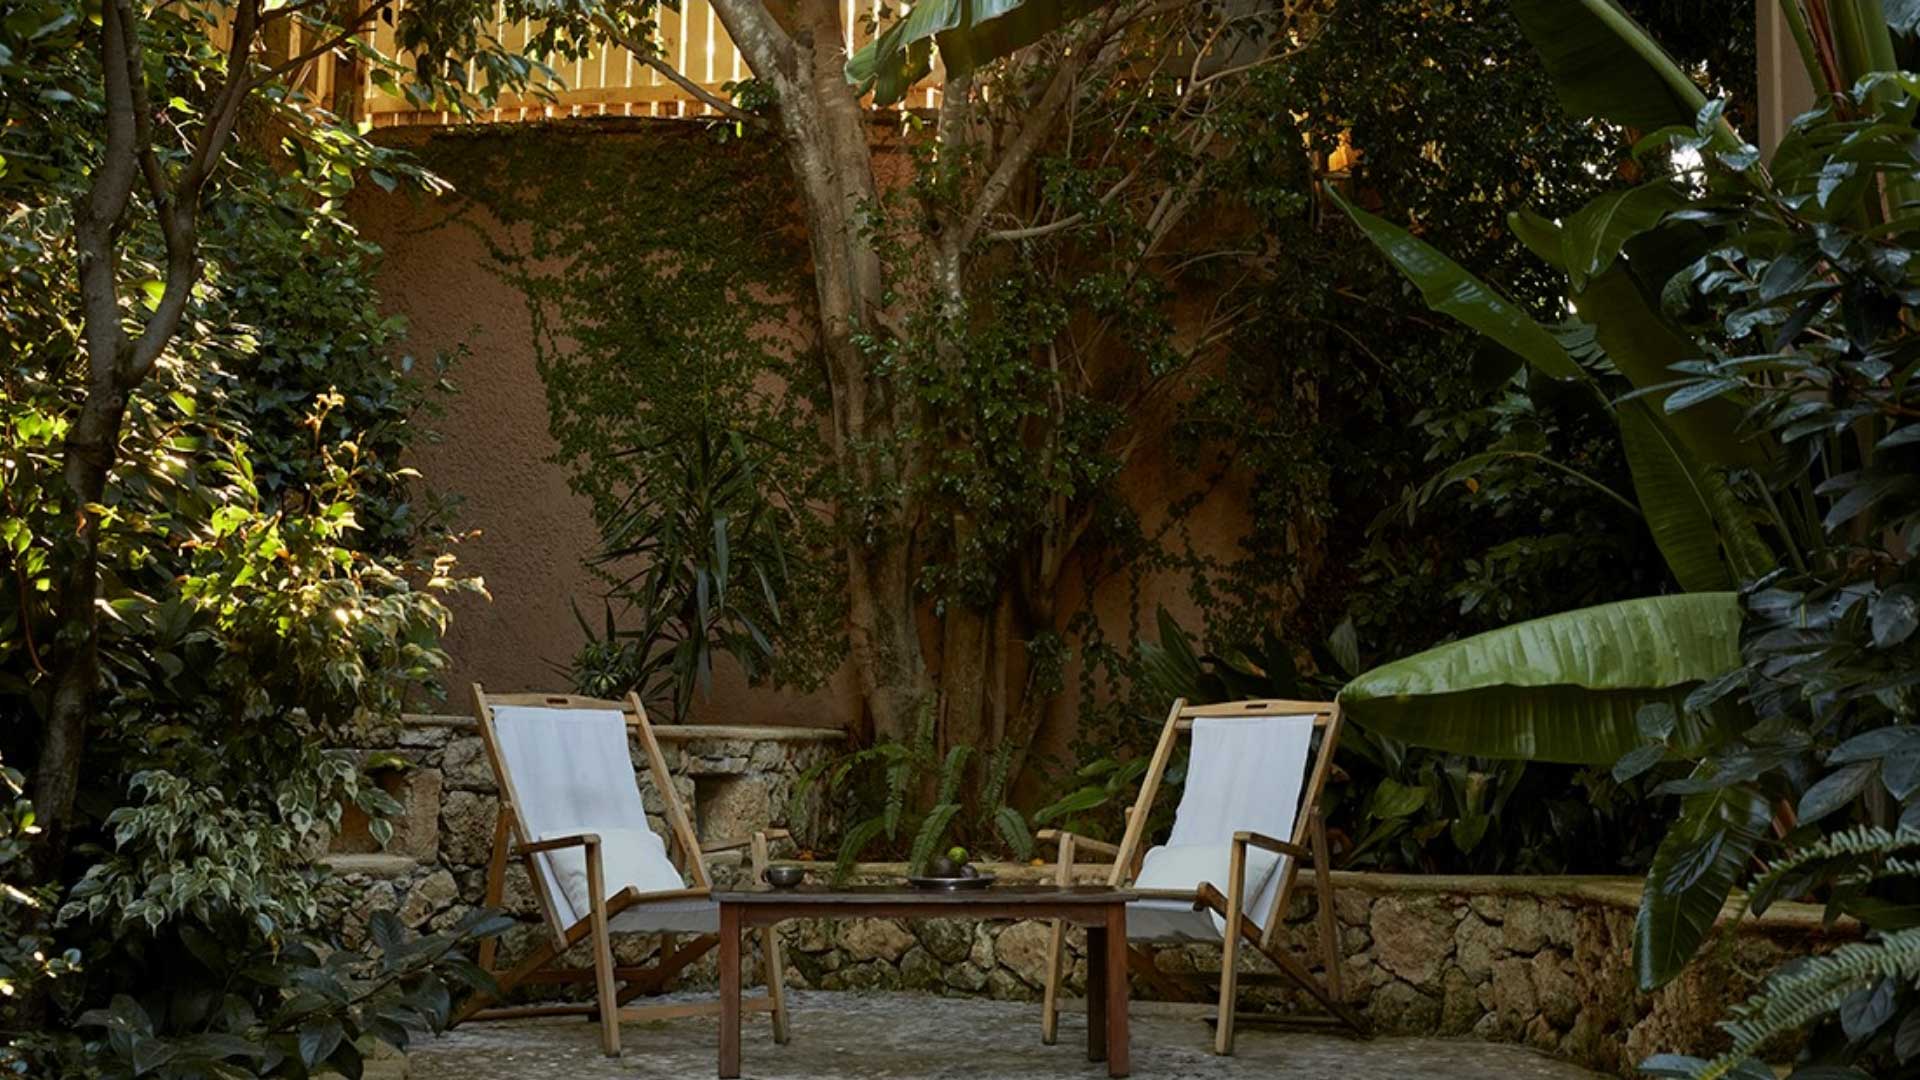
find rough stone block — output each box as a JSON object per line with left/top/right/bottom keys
{"left": 440, "top": 737, "right": 496, "bottom": 792}
{"left": 1454, "top": 912, "right": 1501, "bottom": 982}
{"left": 900, "top": 945, "right": 942, "bottom": 991}
{"left": 1529, "top": 949, "right": 1580, "bottom": 1028}
{"left": 399, "top": 869, "right": 458, "bottom": 928}
{"left": 440, "top": 790, "right": 499, "bottom": 868}
{"left": 696, "top": 776, "right": 773, "bottom": 842}
{"left": 987, "top": 969, "right": 1034, "bottom": 1001}
{"left": 1490, "top": 956, "right": 1537, "bottom": 1033}
{"left": 945, "top": 962, "right": 989, "bottom": 992}
{"left": 969, "top": 923, "right": 996, "bottom": 970}
{"left": 995, "top": 920, "right": 1053, "bottom": 987}
{"left": 1370, "top": 979, "right": 1441, "bottom": 1031}
{"left": 1501, "top": 897, "right": 1547, "bottom": 955}
{"left": 915, "top": 919, "right": 973, "bottom": 965}
{"left": 1439, "top": 967, "right": 1481, "bottom": 1036}
{"left": 839, "top": 918, "right": 915, "bottom": 963}
{"left": 1372, "top": 895, "right": 1455, "bottom": 984}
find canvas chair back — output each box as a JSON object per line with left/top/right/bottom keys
{"left": 1111, "top": 699, "right": 1341, "bottom": 937}
{"left": 473, "top": 691, "right": 706, "bottom": 941}
{"left": 1165, "top": 714, "right": 1313, "bottom": 849}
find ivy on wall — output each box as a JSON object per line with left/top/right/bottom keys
{"left": 417, "top": 123, "right": 847, "bottom": 709}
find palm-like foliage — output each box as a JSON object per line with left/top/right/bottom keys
{"left": 793, "top": 703, "right": 1033, "bottom": 880}
{"left": 569, "top": 424, "right": 793, "bottom": 719}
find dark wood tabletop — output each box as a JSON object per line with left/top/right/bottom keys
{"left": 713, "top": 883, "right": 1136, "bottom": 905}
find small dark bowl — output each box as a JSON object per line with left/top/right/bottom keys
{"left": 763, "top": 865, "right": 806, "bottom": 888}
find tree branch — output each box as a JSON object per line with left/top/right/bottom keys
{"left": 249, "top": 0, "right": 397, "bottom": 90}
{"left": 601, "top": 22, "right": 763, "bottom": 124}
{"left": 958, "top": 2, "right": 1142, "bottom": 250}
{"left": 127, "top": 0, "right": 266, "bottom": 381}
{"left": 708, "top": 0, "right": 798, "bottom": 85}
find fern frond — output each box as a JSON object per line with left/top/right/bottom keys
{"left": 1749, "top": 825, "right": 1920, "bottom": 909}
{"left": 909, "top": 803, "right": 963, "bottom": 873}
{"left": 1701, "top": 928, "right": 1920, "bottom": 1079}
{"left": 936, "top": 745, "right": 974, "bottom": 807}
{"left": 883, "top": 755, "right": 911, "bottom": 840}
{"left": 910, "top": 699, "right": 937, "bottom": 766}
{"left": 834, "top": 815, "right": 891, "bottom": 884}
{"left": 993, "top": 804, "right": 1034, "bottom": 862}
{"left": 981, "top": 743, "right": 1014, "bottom": 811}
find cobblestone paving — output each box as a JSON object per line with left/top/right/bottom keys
{"left": 411, "top": 991, "right": 1606, "bottom": 1079}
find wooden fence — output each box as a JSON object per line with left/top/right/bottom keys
{"left": 268, "top": 0, "right": 945, "bottom": 127}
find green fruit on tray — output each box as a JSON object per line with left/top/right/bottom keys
{"left": 947, "top": 845, "right": 969, "bottom": 863}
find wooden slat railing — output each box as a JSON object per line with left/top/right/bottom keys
{"left": 344, "top": 0, "right": 942, "bottom": 127}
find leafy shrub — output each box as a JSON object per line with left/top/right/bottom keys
{"left": 793, "top": 703, "right": 1032, "bottom": 879}
{"left": 0, "top": 3, "right": 494, "bottom": 1071}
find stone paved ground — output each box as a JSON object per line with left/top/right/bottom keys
{"left": 410, "top": 991, "right": 1607, "bottom": 1079}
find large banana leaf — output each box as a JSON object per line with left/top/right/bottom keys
{"left": 846, "top": 0, "right": 1109, "bottom": 104}
{"left": 1576, "top": 267, "right": 1773, "bottom": 470}
{"left": 1560, "top": 181, "right": 1689, "bottom": 290}
{"left": 1337, "top": 593, "right": 1744, "bottom": 764}
{"left": 1330, "top": 190, "right": 1583, "bottom": 381}
{"left": 1635, "top": 782, "right": 1771, "bottom": 989}
{"left": 1510, "top": 0, "right": 1711, "bottom": 134}
{"left": 1618, "top": 403, "right": 1735, "bottom": 592}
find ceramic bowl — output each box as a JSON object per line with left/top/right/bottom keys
{"left": 763, "top": 865, "right": 806, "bottom": 888}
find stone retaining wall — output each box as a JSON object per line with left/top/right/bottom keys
{"left": 323, "top": 720, "right": 1851, "bottom": 1076}
{"left": 747, "top": 866, "right": 1853, "bottom": 1077}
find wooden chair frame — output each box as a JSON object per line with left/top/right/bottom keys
{"left": 1037, "top": 698, "right": 1366, "bottom": 1055}
{"left": 450, "top": 686, "right": 790, "bottom": 1057}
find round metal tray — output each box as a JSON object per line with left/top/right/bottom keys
{"left": 906, "top": 873, "right": 997, "bottom": 890}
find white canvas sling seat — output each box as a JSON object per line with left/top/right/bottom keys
{"left": 453, "top": 688, "right": 791, "bottom": 1058}
{"left": 1123, "top": 712, "right": 1313, "bottom": 944}
{"left": 490, "top": 704, "right": 720, "bottom": 936}
{"left": 1035, "top": 698, "right": 1368, "bottom": 1056}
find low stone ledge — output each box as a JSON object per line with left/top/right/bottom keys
{"left": 321, "top": 853, "right": 420, "bottom": 879}
{"left": 732, "top": 862, "right": 1854, "bottom": 1076}
{"left": 398, "top": 713, "right": 847, "bottom": 745}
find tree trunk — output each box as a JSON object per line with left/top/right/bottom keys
{"left": 937, "top": 599, "right": 994, "bottom": 761}
{"left": 716, "top": 0, "right": 931, "bottom": 743}
{"left": 32, "top": 35, "right": 141, "bottom": 863}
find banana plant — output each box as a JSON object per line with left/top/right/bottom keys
{"left": 846, "top": 0, "right": 1113, "bottom": 105}
{"left": 1333, "top": 0, "right": 1920, "bottom": 1017}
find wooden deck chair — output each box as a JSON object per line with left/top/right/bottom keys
{"left": 451, "top": 687, "right": 791, "bottom": 1056}
{"left": 1036, "top": 698, "right": 1366, "bottom": 1055}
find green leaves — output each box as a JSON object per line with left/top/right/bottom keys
{"left": 847, "top": 0, "right": 1111, "bottom": 105}
{"left": 1561, "top": 182, "right": 1690, "bottom": 290}
{"left": 1634, "top": 781, "right": 1770, "bottom": 990}
{"left": 1329, "top": 189, "right": 1583, "bottom": 381}
{"left": 1339, "top": 593, "right": 1744, "bottom": 765}
{"left": 1509, "top": 0, "right": 1713, "bottom": 136}
{"left": 1617, "top": 402, "right": 1769, "bottom": 593}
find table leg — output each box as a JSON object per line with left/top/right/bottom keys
{"left": 1105, "top": 902, "right": 1130, "bottom": 1078}
{"left": 1085, "top": 923, "right": 1107, "bottom": 1063}
{"left": 719, "top": 905, "right": 741, "bottom": 1079}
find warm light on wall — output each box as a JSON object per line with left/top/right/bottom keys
{"left": 1326, "top": 130, "right": 1359, "bottom": 174}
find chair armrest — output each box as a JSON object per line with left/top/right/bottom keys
{"left": 1233, "top": 831, "right": 1308, "bottom": 859}
{"left": 702, "top": 828, "right": 791, "bottom": 855}
{"left": 626, "top": 886, "right": 712, "bottom": 903}
{"left": 515, "top": 832, "right": 600, "bottom": 856}
{"left": 1036, "top": 829, "right": 1122, "bottom": 859}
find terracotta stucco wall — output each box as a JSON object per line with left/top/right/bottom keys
{"left": 352, "top": 121, "right": 1298, "bottom": 741}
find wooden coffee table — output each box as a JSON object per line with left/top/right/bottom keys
{"left": 713, "top": 884, "right": 1135, "bottom": 1078}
